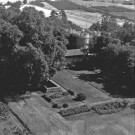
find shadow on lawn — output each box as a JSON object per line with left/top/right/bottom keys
{"left": 0, "top": 82, "right": 32, "bottom": 101}
{"left": 78, "top": 73, "right": 134, "bottom": 98}
{"left": 67, "top": 60, "right": 96, "bottom": 71}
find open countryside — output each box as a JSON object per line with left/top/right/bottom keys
{"left": 0, "top": 0, "right": 135, "bottom": 135}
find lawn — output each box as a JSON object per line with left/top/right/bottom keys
{"left": 65, "top": 108, "right": 135, "bottom": 135}
{"left": 52, "top": 70, "right": 111, "bottom": 104}
{"left": 7, "top": 95, "right": 84, "bottom": 135}
{"left": 7, "top": 95, "right": 135, "bottom": 135}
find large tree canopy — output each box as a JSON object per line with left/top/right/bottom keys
{"left": 0, "top": 6, "right": 69, "bottom": 92}
{"left": 83, "top": 16, "right": 135, "bottom": 95}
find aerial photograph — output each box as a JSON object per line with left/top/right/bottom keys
{"left": 0, "top": 0, "right": 134, "bottom": 135}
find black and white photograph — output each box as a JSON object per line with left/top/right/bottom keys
{"left": 0, "top": 0, "right": 134, "bottom": 135}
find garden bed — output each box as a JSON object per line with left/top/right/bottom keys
{"left": 59, "top": 99, "right": 134, "bottom": 117}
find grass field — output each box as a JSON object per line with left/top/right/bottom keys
{"left": 69, "top": 0, "right": 135, "bottom": 21}
{"left": 66, "top": 108, "right": 135, "bottom": 135}
{"left": 92, "top": 6, "right": 135, "bottom": 21}
{"left": 7, "top": 95, "right": 135, "bottom": 135}
{"left": 44, "top": 0, "right": 134, "bottom": 22}
{"left": 7, "top": 95, "right": 84, "bottom": 135}
{"left": 52, "top": 70, "right": 111, "bottom": 104}
{"left": 65, "top": 10, "right": 102, "bottom": 28}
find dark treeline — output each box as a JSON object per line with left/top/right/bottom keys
{"left": 82, "top": 16, "right": 135, "bottom": 96}
{"left": 0, "top": 5, "right": 80, "bottom": 95}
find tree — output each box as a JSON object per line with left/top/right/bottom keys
{"left": 60, "top": 10, "right": 67, "bottom": 22}
{"left": 0, "top": 6, "right": 20, "bottom": 23}
{"left": 101, "top": 15, "right": 118, "bottom": 32}
{"left": 89, "top": 21, "right": 101, "bottom": 31}
{"left": 10, "top": 1, "right": 22, "bottom": 8}
{"left": 100, "top": 42, "right": 135, "bottom": 89}
{"left": 115, "top": 21, "right": 135, "bottom": 44}
{"left": 50, "top": 10, "right": 59, "bottom": 19}
{"left": 0, "top": 6, "right": 69, "bottom": 93}
{"left": 0, "top": 19, "right": 49, "bottom": 91}
{"left": 63, "top": 103, "right": 68, "bottom": 108}
{"left": 23, "top": 0, "right": 27, "bottom": 4}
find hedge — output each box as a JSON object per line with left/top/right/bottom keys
{"left": 91, "top": 100, "right": 128, "bottom": 115}
{"left": 59, "top": 100, "right": 131, "bottom": 117}
{"left": 49, "top": 92, "right": 68, "bottom": 99}
{"left": 59, "top": 105, "right": 90, "bottom": 117}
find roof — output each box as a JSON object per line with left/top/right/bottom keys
{"left": 65, "top": 49, "right": 83, "bottom": 57}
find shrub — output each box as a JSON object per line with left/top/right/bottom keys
{"left": 42, "top": 95, "right": 52, "bottom": 102}
{"left": 68, "top": 90, "right": 74, "bottom": 96}
{"left": 91, "top": 100, "right": 129, "bottom": 114}
{"left": 63, "top": 103, "right": 68, "bottom": 108}
{"left": 62, "top": 92, "right": 68, "bottom": 96}
{"left": 130, "top": 104, "right": 135, "bottom": 110}
{"left": 76, "top": 93, "right": 86, "bottom": 101}
{"left": 52, "top": 103, "right": 58, "bottom": 108}
{"left": 49, "top": 91, "right": 68, "bottom": 99}
{"left": 59, "top": 105, "right": 90, "bottom": 117}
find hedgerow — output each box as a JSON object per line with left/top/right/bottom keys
{"left": 59, "top": 105, "right": 90, "bottom": 117}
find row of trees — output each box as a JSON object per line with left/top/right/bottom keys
{"left": 5, "top": 0, "right": 27, "bottom": 6}
{"left": 0, "top": 5, "right": 74, "bottom": 94}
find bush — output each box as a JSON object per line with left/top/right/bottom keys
{"left": 91, "top": 100, "right": 129, "bottom": 114}
{"left": 63, "top": 103, "right": 68, "bottom": 108}
{"left": 49, "top": 92, "right": 68, "bottom": 99}
{"left": 76, "top": 93, "right": 86, "bottom": 101}
{"left": 52, "top": 103, "right": 58, "bottom": 108}
{"left": 130, "top": 104, "right": 135, "bottom": 110}
{"left": 42, "top": 95, "right": 52, "bottom": 102}
{"left": 62, "top": 92, "right": 68, "bottom": 96}
{"left": 68, "top": 90, "right": 74, "bottom": 96}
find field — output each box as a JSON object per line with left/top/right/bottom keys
{"left": 110, "top": 11, "right": 135, "bottom": 21}
{"left": 69, "top": 0, "right": 135, "bottom": 21}
{"left": 65, "top": 10, "right": 102, "bottom": 28}
{"left": 43, "top": 0, "right": 135, "bottom": 24}
{"left": 44, "top": 0, "right": 83, "bottom": 10}
{"left": 66, "top": 108, "right": 135, "bottom": 135}
{"left": 92, "top": 6, "right": 135, "bottom": 21}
